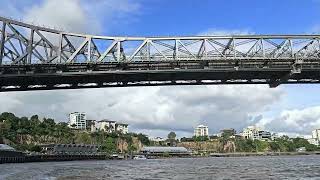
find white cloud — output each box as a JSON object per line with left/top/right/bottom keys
{"left": 198, "top": 28, "right": 254, "bottom": 36}
{"left": 24, "top": 0, "right": 99, "bottom": 34}
{"left": 0, "top": 0, "right": 142, "bottom": 35}
{"left": 0, "top": 85, "right": 283, "bottom": 137}
{"left": 257, "top": 106, "right": 320, "bottom": 135}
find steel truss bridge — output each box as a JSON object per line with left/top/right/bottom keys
{"left": 0, "top": 17, "right": 320, "bottom": 92}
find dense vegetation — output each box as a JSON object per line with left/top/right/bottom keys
{"left": 1, "top": 112, "right": 318, "bottom": 154}
{"left": 233, "top": 136, "right": 319, "bottom": 152}
{"left": 179, "top": 134, "right": 320, "bottom": 153}
{"left": 229, "top": 136, "right": 320, "bottom": 152}
{"left": 0, "top": 112, "right": 149, "bottom": 153}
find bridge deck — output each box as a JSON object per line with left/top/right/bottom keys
{"left": 0, "top": 60, "right": 320, "bottom": 91}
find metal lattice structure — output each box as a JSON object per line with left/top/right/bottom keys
{"left": 0, "top": 16, "right": 320, "bottom": 91}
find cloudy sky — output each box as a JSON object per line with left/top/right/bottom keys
{"left": 0, "top": 0, "right": 320, "bottom": 138}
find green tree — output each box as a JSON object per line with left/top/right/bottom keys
{"left": 136, "top": 133, "right": 150, "bottom": 145}
{"left": 269, "top": 142, "right": 280, "bottom": 152}
{"left": 168, "top": 131, "right": 176, "bottom": 140}
{"left": 235, "top": 138, "right": 255, "bottom": 152}
{"left": 75, "top": 132, "right": 92, "bottom": 144}
{"left": 127, "top": 144, "right": 137, "bottom": 154}
{"left": 305, "top": 144, "right": 319, "bottom": 151}
{"left": 0, "top": 112, "right": 152, "bottom": 154}
{"left": 103, "top": 137, "right": 117, "bottom": 154}
{"left": 253, "top": 140, "right": 269, "bottom": 152}
{"left": 193, "top": 136, "right": 209, "bottom": 142}
{"left": 292, "top": 138, "right": 309, "bottom": 148}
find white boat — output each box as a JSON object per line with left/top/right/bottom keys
{"left": 133, "top": 155, "right": 147, "bottom": 160}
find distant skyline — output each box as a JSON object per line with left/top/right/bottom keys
{"left": 0, "top": 0, "right": 320, "bottom": 138}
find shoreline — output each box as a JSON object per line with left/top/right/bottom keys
{"left": 1, "top": 151, "right": 320, "bottom": 164}
{"left": 208, "top": 151, "right": 320, "bottom": 157}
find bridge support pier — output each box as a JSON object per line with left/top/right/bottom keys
{"left": 269, "top": 59, "right": 302, "bottom": 88}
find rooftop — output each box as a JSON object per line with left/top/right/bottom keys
{"left": 141, "top": 146, "right": 188, "bottom": 153}
{"left": 116, "top": 123, "right": 128, "bottom": 126}
{"left": 196, "top": 125, "right": 208, "bottom": 128}
{"left": 98, "top": 119, "right": 116, "bottom": 123}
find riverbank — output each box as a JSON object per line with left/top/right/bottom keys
{"left": 209, "top": 151, "right": 320, "bottom": 157}
{"left": 2, "top": 151, "right": 320, "bottom": 164}
{"left": 0, "top": 151, "right": 123, "bottom": 164}
{"left": 145, "top": 151, "right": 320, "bottom": 159}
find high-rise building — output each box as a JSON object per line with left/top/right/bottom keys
{"left": 312, "top": 129, "right": 320, "bottom": 141}
{"left": 68, "top": 112, "right": 86, "bottom": 130}
{"left": 194, "top": 125, "right": 209, "bottom": 137}
{"left": 309, "top": 129, "right": 320, "bottom": 146}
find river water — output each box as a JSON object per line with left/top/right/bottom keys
{"left": 0, "top": 155, "right": 320, "bottom": 180}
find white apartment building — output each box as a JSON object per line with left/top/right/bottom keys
{"left": 115, "top": 123, "right": 129, "bottom": 134}
{"left": 241, "top": 126, "right": 261, "bottom": 139}
{"left": 309, "top": 129, "right": 320, "bottom": 146}
{"left": 93, "top": 119, "right": 128, "bottom": 134}
{"left": 68, "top": 112, "right": 86, "bottom": 130}
{"left": 194, "top": 125, "right": 209, "bottom": 137}
{"left": 241, "top": 126, "right": 272, "bottom": 141}
{"left": 312, "top": 129, "right": 320, "bottom": 141}
{"left": 95, "top": 119, "right": 116, "bottom": 133}
{"left": 308, "top": 138, "right": 319, "bottom": 146}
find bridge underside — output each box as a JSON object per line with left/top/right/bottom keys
{"left": 1, "top": 60, "right": 319, "bottom": 92}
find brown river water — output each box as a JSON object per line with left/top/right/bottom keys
{"left": 0, "top": 155, "right": 320, "bottom": 180}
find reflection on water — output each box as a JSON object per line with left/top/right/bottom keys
{"left": 1, "top": 155, "right": 320, "bottom": 180}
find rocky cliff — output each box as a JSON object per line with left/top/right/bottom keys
{"left": 178, "top": 140, "right": 236, "bottom": 153}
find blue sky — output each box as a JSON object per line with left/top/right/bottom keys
{"left": 100, "top": 0, "right": 320, "bottom": 36}
{"left": 0, "top": 0, "right": 320, "bottom": 138}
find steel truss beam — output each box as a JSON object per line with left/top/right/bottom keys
{"left": 0, "top": 16, "right": 320, "bottom": 91}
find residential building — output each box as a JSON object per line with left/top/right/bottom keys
{"left": 308, "top": 129, "right": 320, "bottom": 146}
{"left": 86, "top": 119, "right": 96, "bottom": 131}
{"left": 241, "top": 126, "right": 260, "bottom": 139}
{"left": 194, "top": 125, "right": 209, "bottom": 137}
{"left": 115, "top": 123, "right": 129, "bottom": 134}
{"left": 68, "top": 112, "right": 86, "bottom": 130}
{"left": 312, "top": 129, "right": 320, "bottom": 141}
{"left": 257, "top": 130, "right": 272, "bottom": 140}
{"left": 241, "top": 126, "right": 271, "bottom": 141}
{"left": 95, "top": 119, "right": 116, "bottom": 133}
{"left": 271, "top": 133, "right": 278, "bottom": 141}
{"left": 308, "top": 138, "right": 319, "bottom": 146}
{"left": 94, "top": 119, "right": 129, "bottom": 134}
